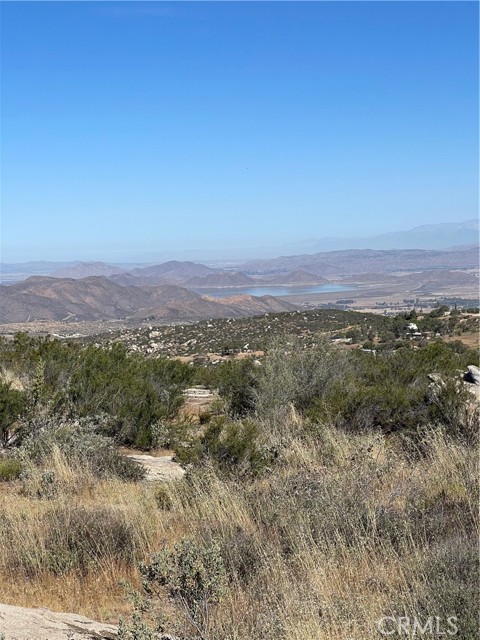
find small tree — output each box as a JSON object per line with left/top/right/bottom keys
{"left": 0, "top": 382, "right": 27, "bottom": 447}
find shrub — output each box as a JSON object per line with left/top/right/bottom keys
{"left": 426, "top": 380, "right": 478, "bottom": 445}
{"left": 215, "top": 359, "right": 258, "bottom": 417}
{"left": 199, "top": 417, "right": 272, "bottom": 477}
{"left": 0, "top": 337, "right": 193, "bottom": 448}
{"left": 0, "top": 456, "right": 22, "bottom": 481}
{"left": 21, "top": 468, "right": 59, "bottom": 500}
{"left": 67, "top": 344, "right": 191, "bottom": 447}
{"left": 150, "top": 420, "right": 195, "bottom": 451}
{"left": 149, "top": 539, "right": 226, "bottom": 632}
{"left": 153, "top": 484, "right": 173, "bottom": 511}
{"left": 120, "top": 539, "right": 227, "bottom": 639}
{"left": 0, "top": 382, "right": 28, "bottom": 446}
{"left": 19, "top": 416, "right": 145, "bottom": 482}
{"left": 255, "top": 337, "right": 349, "bottom": 419}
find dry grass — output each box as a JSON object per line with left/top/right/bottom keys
{"left": 0, "top": 451, "right": 187, "bottom": 622}
{"left": 0, "top": 565, "right": 138, "bottom": 623}
{"left": 131, "top": 426, "right": 478, "bottom": 639}
{"left": 0, "top": 427, "right": 477, "bottom": 637}
{"left": 445, "top": 331, "right": 479, "bottom": 348}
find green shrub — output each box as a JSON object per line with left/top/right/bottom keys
{"left": 255, "top": 337, "right": 349, "bottom": 419}
{"left": 0, "top": 337, "right": 194, "bottom": 449}
{"left": 0, "top": 382, "right": 28, "bottom": 446}
{"left": 426, "top": 381, "right": 478, "bottom": 445}
{"left": 146, "top": 539, "right": 226, "bottom": 628}
{"left": 215, "top": 358, "right": 258, "bottom": 417}
{"left": 0, "top": 456, "right": 22, "bottom": 481}
{"left": 153, "top": 484, "right": 173, "bottom": 511}
{"left": 199, "top": 417, "right": 271, "bottom": 477}
{"left": 198, "top": 410, "right": 212, "bottom": 425}
{"left": 119, "top": 538, "right": 227, "bottom": 639}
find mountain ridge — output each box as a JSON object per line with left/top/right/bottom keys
{"left": 0, "top": 276, "right": 295, "bottom": 324}
{"left": 242, "top": 247, "right": 479, "bottom": 276}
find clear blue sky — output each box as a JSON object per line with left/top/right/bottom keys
{"left": 1, "top": 1, "right": 478, "bottom": 262}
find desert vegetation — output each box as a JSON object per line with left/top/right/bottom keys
{"left": 0, "top": 323, "right": 478, "bottom": 638}
{"left": 87, "top": 305, "right": 479, "bottom": 362}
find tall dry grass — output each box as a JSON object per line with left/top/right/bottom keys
{"left": 123, "top": 424, "right": 478, "bottom": 639}
{"left": 0, "top": 426, "right": 477, "bottom": 637}
{"left": 0, "top": 448, "right": 187, "bottom": 622}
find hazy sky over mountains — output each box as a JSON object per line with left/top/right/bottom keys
{"left": 1, "top": 1, "right": 478, "bottom": 262}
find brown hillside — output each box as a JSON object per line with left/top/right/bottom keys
{"left": 0, "top": 276, "right": 295, "bottom": 324}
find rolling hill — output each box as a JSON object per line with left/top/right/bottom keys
{"left": 130, "top": 260, "right": 217, "bottom": 284}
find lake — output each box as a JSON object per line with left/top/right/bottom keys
{"left": 191, "top": 283, "right": 356, "bottom": 298}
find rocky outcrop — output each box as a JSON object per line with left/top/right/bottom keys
{"left": 0, "top": 603, "right": 117, "bottom": 639}
{"left": 464, "top": 365, "right": 480, "bottom": 386}
{"left": 125, "top": 454, "right": 185, "bottom": 481}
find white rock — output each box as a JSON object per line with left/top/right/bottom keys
{"left": 464, "top": 365, "right": 480, "bottom": 386}
{"left": 0, "top": 602, "right": 117, "bottom": 639}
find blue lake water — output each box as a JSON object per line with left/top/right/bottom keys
{"left": 192, "top": 284, "right": 356, "bottom": 299}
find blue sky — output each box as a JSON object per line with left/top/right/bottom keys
{"left": 1, "top": 1, "right": 478, "bottom": 262}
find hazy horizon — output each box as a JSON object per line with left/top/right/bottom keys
{"left": 1, "top": 2, "right": 478, "bottom": 263}
{"left": 1, "top": 218, "right": 478, "bottom": 269}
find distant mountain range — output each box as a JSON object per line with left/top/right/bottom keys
{"left": 51, "top": 261, "right": 126, "bottom": 279}
{"left": 0, "top": 277, "right": 295, "bottom": 324}
{"left": 0, "top": 219, "right": 478, "bottom": 325}
{"left": 1, "top": 221, "right": 477, "bottom": 280}
{"left": 5, "top": 246, "right": 476, "bottom": 288}
{"left": 130, "top": 260, "right": 216, "bottom": 283}
{"left": 281, "top": 220, "right": 479, "bottom": 253}
{"left": 185, "top": 272, "right": 255, "bottom": 287}
{"left": 242, "top": 247, "right": 479, "bottom": 276}
{"left": 263, "top": 270, "right": 329, "bottom": 285}
{"left": 1, "top": 242, "right": 477, "bottom": 324}
{"left": 7, "top": 260, "right": 334, "bottom": 288}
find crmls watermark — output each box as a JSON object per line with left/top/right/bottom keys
{"left": 377, "top": 616, "right": 459, "bottom": 636}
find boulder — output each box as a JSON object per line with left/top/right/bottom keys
{"left": 427, "top": 373, "right": 445, "bottom": 387}
{"left": 125, "top": 454, "right": 185, "bottom": 481}
{"left": 464, "top": 365, "right": 480, "bottom": 386}
{"left": 0, "top": 603, "right": 117, "bottom": 639}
